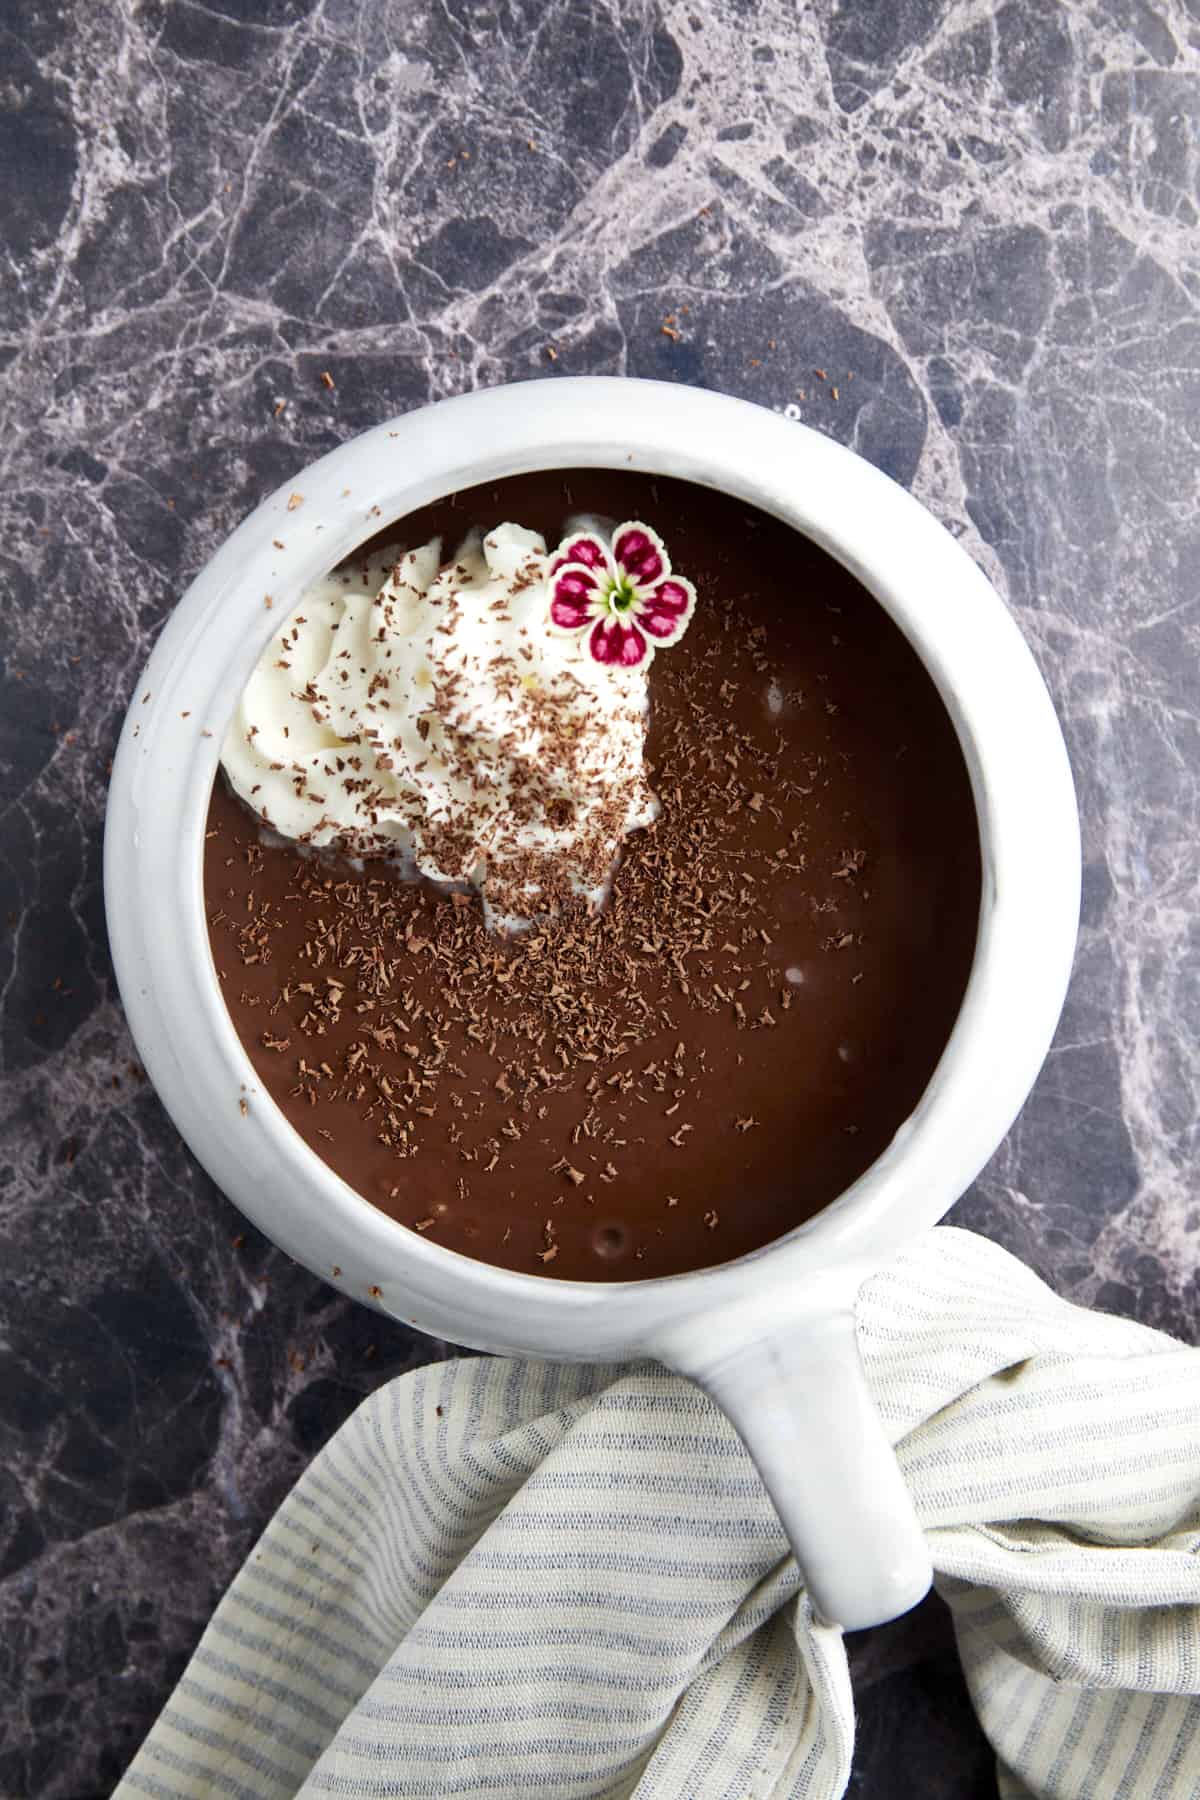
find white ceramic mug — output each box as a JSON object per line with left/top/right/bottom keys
{"left": 104, "top": 378, "right": 1080, "bottom": 1632}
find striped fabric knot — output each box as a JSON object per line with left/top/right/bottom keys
{"left": 115, "top": 1229, "right": 1200, "bottom": 1800}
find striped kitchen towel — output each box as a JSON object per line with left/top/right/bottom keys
{"left": 116, "top": 1227, "right": 1200, "bottom": 1799}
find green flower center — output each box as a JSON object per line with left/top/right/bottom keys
{"left": 607, "top": 574, "right": 637, "bottom": 615}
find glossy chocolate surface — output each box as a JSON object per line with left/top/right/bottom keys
{"left": 206, "top": 471, "right": 981, "bottom": 1279}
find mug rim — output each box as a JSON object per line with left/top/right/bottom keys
{"left": 104, "top": 377, "right": 1080, "bottom": 1359}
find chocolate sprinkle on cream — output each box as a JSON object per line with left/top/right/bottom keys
{"left": 220, "top": 523, "right": 658, "bottom": 930}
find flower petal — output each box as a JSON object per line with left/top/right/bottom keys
{"left": 635, "top": 575, "right": 696, "bottom": 645}
{"left": 549, "top": 534, "right": 609, "bottom": 577}
{"left": 588, "top": 617, "right": 649, "bottom": 667}
{"left": 612, "top": 522, "right": 668, "bottom": 590}
{"left": 549, "top": 563, "right": 603, "bottom": 633}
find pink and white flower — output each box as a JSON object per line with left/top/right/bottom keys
{"left": 547, "top": 521, "right": 697, "bottom": 668}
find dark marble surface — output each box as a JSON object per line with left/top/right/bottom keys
{"left": 1, "top": 1, "right": 1197, "bottom": 1794}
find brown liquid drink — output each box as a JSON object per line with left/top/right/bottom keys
{"left": 204, "top": 471, "right": 980, "bottom": 1280}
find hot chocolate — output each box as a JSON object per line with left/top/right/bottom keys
{"left": 204, "top": 469, "right": 980, "bottom": 1280}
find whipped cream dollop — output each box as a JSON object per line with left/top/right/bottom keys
{"left": 221, "top": 524, "right": 658, "bottom": 928}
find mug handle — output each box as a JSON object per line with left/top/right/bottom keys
{"left": 666, "top": 1307, "right": 930, "bottom": 1631}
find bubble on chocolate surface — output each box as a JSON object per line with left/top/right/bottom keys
{"left": 592, "top": 1223, "right": 631, "bottom": 1260}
